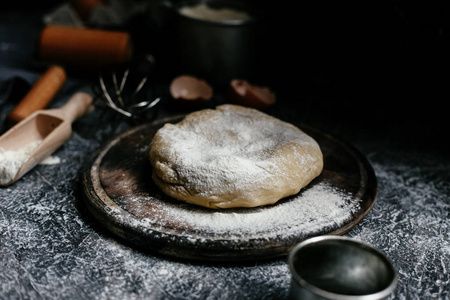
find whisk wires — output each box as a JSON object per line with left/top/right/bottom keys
{"left": 93, "top": 55, "right": 161, "bottom": 123}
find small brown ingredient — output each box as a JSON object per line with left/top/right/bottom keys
{"left": 227, "top": 79, "right": 276, "bottom": 110}
{"left": 170, "top": 75, "right": 213, "bottom": 107}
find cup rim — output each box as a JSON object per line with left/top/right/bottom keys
{"left": 172, "top": 0, "right": 259, "bottom": 27}
{"left": 288, "top": 235, "right": 398, "bottom": 300}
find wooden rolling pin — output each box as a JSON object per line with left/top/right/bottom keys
{"left": 6, "top": 65, "right": 67, "bottom": 127}
{"left": 37, "top": 25, "right": 133, "bottom": 69}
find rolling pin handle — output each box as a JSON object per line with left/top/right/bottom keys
{"left": 6, "top": 65, "right": 66, "bottom": 127}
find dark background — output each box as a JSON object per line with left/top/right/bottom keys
{"left": 1, "top": 1, "right": 448, "bottom": 129}
{"left": 263, "top": 1, "right": 449, "bottom": 128}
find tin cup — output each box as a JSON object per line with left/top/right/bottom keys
{"left": 151, "top": 0, "right": 262, "bottom": 88}
{"left": 288, "top": 236, "right": 398, "bottom": 300}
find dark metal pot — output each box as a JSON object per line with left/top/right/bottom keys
{"left": 149, "top": 0, "right": 262, "bottom": 87}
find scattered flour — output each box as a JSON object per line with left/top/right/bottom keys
{"left": 0, "top": 140, "right": 42, "bottom": 185}
{"left": 115, "top": 182, "right": 361, "bottom": 241}
{"left": 160, "top": 182, "right": 359, "bottom": 237}
{"left": 40, "top": 155, "right": 61, "bottom": 165}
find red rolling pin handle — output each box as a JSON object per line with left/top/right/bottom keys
{"left": 37, "top": 25, "right": 133, "bottom": 69}
{"left": 6, "top": 65, "right": 67, "bottom": 127}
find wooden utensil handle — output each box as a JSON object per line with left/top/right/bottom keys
{"left": 38, "top": 26, "right": 133, "bottom": 69}
{"left": 72, "top": 0, "right": 104, "bottom": 20}
{"left": 6, "top": 65, "right": 66, "bottom": 126}
{"left": 58, "top": 92, "right": 94, "bottom": 123}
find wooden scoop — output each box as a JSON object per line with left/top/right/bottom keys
{"left": 0, "top": 92, "right": 93, "bottom": 186}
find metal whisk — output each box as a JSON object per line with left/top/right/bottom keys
{"left": 92, "top": 55, "right": 161, "bottom": 123}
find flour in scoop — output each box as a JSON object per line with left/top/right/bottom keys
{"left": 0, "top": 140, "right": 42, "bottom": 185}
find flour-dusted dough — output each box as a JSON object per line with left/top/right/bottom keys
{"left": 149, "top": 104, "right": 323, "bottom": 209}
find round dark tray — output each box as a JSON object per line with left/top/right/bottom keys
{"left": 81, "top": 116, "right": 377, "bottom": 261}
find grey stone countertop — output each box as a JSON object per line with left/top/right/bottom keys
{"left": 0, "top": 69, "right": 448, "bottom": 299}
{"left": 0, "top": 8, "right": 449, "bottom": 300}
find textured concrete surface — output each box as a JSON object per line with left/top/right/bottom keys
{"left": 1, "top": 6, "right": 449, "bottom": 299}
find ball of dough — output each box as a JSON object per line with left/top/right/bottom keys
{"left": 149, "top": 104, "right": 323, "bottom": 209}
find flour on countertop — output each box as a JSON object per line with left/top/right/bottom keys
{"left": 40, "top": 155, "right": 61, "bottom": 165}
{"left": 0, "top": 140, "right": 42, "bottom": 185}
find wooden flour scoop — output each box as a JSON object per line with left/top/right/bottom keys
{"left": 0, "top": 92, "right": 93, "bottom": 186}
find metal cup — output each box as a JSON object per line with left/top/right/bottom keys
{"left": 152, "top": 0, "right": 261, "bottom": 88}
{"left": 288, "top": 236, "right": 398, "bottom": 300}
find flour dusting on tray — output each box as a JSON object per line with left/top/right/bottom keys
{"left": 120, "top": 182, "right": 360, "bottom": 240}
